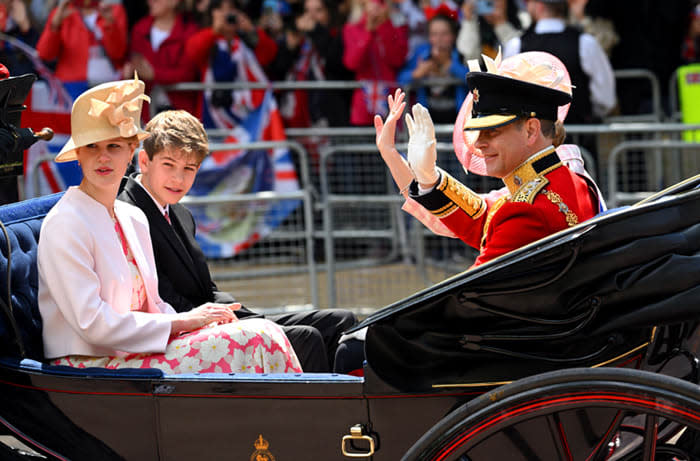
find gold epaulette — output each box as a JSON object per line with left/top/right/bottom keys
{"left": 433, "top": 169, "right": 486, "bottom": 219}
{"left": 504, "top": 148, "right": 561, "bottom": 204}
{"left": 511, "top": 177, "right": 549, "bottom": 204}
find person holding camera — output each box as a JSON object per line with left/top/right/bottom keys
{"left": 266, "top": 0, "right": 353, "bottom": 127}
{"left": 342, "top": 0, "right": 408, "bottom": 125}
{"left": 185, "top": 0, "right": 277, "bottom": 118}
{"left": 36, "top": 0, "right": 128, "bottom": 98}
{"left": 398, "top": 11, "right": 468, "bottom": 124}
{"left": 125, "top": 0, "right": 200, "bottom": 119}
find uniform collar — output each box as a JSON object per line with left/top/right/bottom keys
{"left": 503, "top": 146, "right": 561, "bottom": 195}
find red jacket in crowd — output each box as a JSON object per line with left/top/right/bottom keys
{"left": 36, "top": 5, "right": 128, "bottom": 83}
{"left": 342, "top": 16, "right": 408, "bottom": 125}
{"left": 129, "top": 13, "right": 200, "bottom": 117}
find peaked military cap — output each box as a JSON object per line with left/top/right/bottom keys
{"left": 464, "top": 72, "right": 572, "bottom": 131}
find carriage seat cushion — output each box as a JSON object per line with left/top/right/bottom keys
{"left": 0, "top": 193, "right": 63, "bottom": 360}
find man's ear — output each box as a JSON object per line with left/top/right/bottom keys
{"left": 137, "top": 149, "right": 150, "bottom": 173}
{"left": 525, "top": 118, "right": 541, "bottom": 145}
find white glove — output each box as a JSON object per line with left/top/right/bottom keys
{"left": 405, "top": 103, "right": 439, "bottom": 185}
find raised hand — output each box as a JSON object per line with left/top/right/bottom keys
{"left": 374, "top": 87, "right": 406, "bottom": 154}
{"left": 51, "top": 0, "right": 74, "bottom": 30}
{"left": 374, "top": 89, "right": 415, "bottom": 194}
{"left": 405, "top": 103, "right": 439, "bottom": 187}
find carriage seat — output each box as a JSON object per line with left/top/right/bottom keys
{"left": 0, "top": 192, "right": 60, "bottom": 361}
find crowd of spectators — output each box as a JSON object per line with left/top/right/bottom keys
{"left": 0, "top": 0, "right": 698, "bottom": 131}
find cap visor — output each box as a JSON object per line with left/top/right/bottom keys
{"left": 463, "top": 114, "right": 518, "bottom": 131}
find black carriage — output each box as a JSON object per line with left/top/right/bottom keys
{"left": 0, "top": 174, "right": 700, "bottom": 461}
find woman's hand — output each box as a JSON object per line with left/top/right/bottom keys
{"left": 483, "top": 0, "right": 507, "bottom": 26}
{"left": 171, "top": 303, "right": 241, "bottom": 336}
{"left": 127, "top": 54, "right": 155, "bottom": 80}
{"left": 412, "top": 57, "right": 436, "bottom": 80}
{"left": 51, "top": 0, "right": 73, "bottom": 30}
{"left": 9, "top": 0, "right": 31, "bottom": 34}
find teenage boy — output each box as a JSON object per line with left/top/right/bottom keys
{"left": 118, "top": 110, "right": 362, "bottom": 373}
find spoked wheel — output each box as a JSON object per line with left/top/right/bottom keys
{"left": 402, "top": 368, "right": 700, "bottom": 461}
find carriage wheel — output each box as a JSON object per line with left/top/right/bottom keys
{"left": 402, "top": 368, "right": 700, "bottom": 461}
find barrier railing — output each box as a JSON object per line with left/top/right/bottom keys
{"left": 607, "top": 139, "right": 700, "bottom": 208}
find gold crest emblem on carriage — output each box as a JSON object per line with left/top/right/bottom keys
{"left": 250, "top": 434, "right": 276, "bottom": 461}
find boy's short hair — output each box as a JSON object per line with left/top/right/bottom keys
{"left": 142, "top": 110, "right": 209, "bottom": 164}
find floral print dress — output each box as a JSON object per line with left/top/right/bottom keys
{"left": 52, "top": 218, "right": 302, "bottom": 374}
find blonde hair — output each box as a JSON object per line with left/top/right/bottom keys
{"left": 142, "top": 110, "right": 209, "bottom": 163}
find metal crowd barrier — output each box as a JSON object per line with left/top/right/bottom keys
{"left": 607, "top": 139, "right": 700, "bottom": 208}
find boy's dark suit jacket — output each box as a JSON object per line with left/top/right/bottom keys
{"left": 117, "top": 175, "right": 361, "bottom": 372}
{"left": 118, "top": 175, "right": 257, "bottom": 316}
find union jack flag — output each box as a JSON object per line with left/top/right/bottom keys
{"left": 362, "top": 81, "right": 390, "bottom": 117}
{"left": 189, "top": 39, "right": 300, "bottom": 258}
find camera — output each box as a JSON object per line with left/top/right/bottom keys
{"left": 226, "top": 13, "right": 237, "bottom": 25}
{"left": 475, "top": 0, "right": 494, "bottom": 15}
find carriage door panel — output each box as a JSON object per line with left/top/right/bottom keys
{"left": 154, "top": 376, "right": 367, "bottom": 460}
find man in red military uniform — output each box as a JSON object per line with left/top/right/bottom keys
{"left": 405, "top": 70, "right": 600, "bottom": 267}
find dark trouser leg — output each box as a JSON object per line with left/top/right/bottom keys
{"left": 281, "top": 325, "right": 329, "bottom": 372}
{"left": 333, "top": 338, "right": 365, "bottom": 374}
{"left": 270, "top": 310, "right": 358, "bottom": 370}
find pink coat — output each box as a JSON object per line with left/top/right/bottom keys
{"left": 342, "top": 16, "right": 408, "bottom": 125}
{"left": 38, "top": 187, "right": 175, "bottom": 359}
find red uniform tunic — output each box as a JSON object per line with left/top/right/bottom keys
{"left": 411, "top": 147, "right": 598, "bottom": 267}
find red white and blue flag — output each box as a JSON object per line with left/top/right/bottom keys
{"left": 189, "top": 39, "right": 300, "bottom": 257}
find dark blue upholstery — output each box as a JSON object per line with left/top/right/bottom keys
{"left": 0, "top": 193, "right": 63, "bottom": 360}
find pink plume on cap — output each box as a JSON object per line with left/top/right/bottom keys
{"left": 453, "top": 51, "right": 573, "bottom": 176}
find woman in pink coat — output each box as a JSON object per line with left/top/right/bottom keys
{"left": 342, "top": 0, "right": 408, "bottom": 125}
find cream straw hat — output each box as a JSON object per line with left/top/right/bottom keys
{"left": 55, "top": 76, "right": 151, "bottom": 163}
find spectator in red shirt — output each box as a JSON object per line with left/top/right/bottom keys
{"left": 185, "top": 0, "right": 275, "bottom": 120}
{"left": 36, "top": 0, "right": 128, "bottom": 98}
{"left": 124, "top": 0, "right": 201, "bottom": 119}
